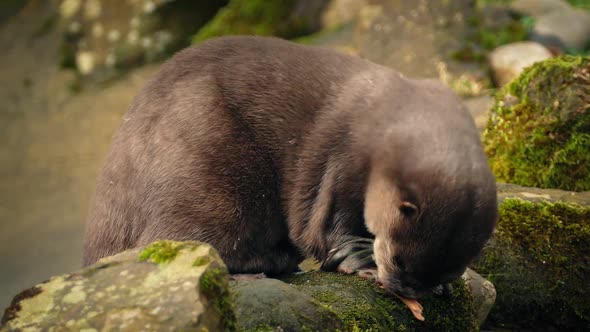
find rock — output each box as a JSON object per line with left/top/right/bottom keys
{"left": 463, "top": 95, "right": 494, "bottom": 131}
{"left": 253, "top": 271, "right": 480, "bottom": 331}
{"left": 462, "top": 268, "right": 496, "bottom": 327}
{"left": 489, "top": 41, "right": 553, "bottom": 86}
{"left": 232, "top": 278, "right": 345, "bottom": 331}
{"left": 531, "top": 9, "right": 590, "bottom": 51}
{"left": 510, "top": 0, "right": 590, "bottom": 51}
{"left": 351, "top": 0, "right": 490, "bottom": 96}
{"left": 473, "top": 183, "right": 590, "bottom": 331}
{"left": 483, "top": 55, "right": 590, "bottom": 191}
{"left": 1, "top": 241, "right": 235, "bottom": 331}
{"left": 321, "top": 0, "right": 368, "bottom": 29}
{"left": 59, "top": 0, "right": 228, "bottom": 78}
{"left": 510, "top": 0, "right": 571, "bottom": 17}
{"left": 192, "top": 0, "right": 329, "bottom": 43}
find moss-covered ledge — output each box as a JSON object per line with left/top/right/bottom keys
{"left": 282, "top": 271, "right": 478, "bottom": 332}
{"left": 473, "top": 183, "right": 590, "bottom": 330}
{"left": 230, "top": 271, "right": 480, "bottom": 331}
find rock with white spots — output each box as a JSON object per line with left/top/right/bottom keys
{"left": 0, "top": 241, "right": 234, "bottom": 331}
{"left": 58, "top": 0, "right": 227, "bottom": 77}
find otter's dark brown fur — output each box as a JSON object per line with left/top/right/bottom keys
{"left": 83, "top": 36, "right": 497, "bottom": 298}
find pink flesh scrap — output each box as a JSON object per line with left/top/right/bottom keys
{"left": 395, "top": 294, "right": 425, "bottom": 321}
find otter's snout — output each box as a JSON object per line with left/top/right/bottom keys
{"left": 378, "top": 275, "right": 431, "bottom": 300}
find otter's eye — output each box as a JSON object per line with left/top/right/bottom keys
{"left": 400, "top": 201, "right": 418, "bottom": 216}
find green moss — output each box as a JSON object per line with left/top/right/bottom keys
{"left": 452, "top": 9, "right": 532, "bottom": 63}
{"left": 483, "top": 56, "right": 590, "bottom": 191}
{"left": 138, "top": 240, "right": 186, "bottom": 264}
{"left": 200, "top": 267, "right": 236, "bottom": 331}
{"left": 478, "top": 0, "right": 589, "bottom": 10}
{"left": 568, "top": 0, "right": 590, "bottom": 11}
{"left": 192, "top": 0, "right": 314, "bottom": 43}
{"left": 282, "top": 272, "right": 476, "bottom": 332}
{"left": 473, "top": 198, "right": 590, "bottom": 329}
{"left": 192, "top": 256, "right": 211, "bottom": 267}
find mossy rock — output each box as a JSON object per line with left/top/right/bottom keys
{"left": 192, "top": 0, "right": 324, "bottom": 43}
{"left": 1, "top": 241, "right": 235, "bottom": 331}
{"left": 59, "top": 0, "right": 227, "bottom": 77}
{"left": 473, "top": 183, "right": 590, "bottom": 330}
{"left": 232, "top": 278, "right": 346, "bottom": 331}
{"left": 453, "top": 3, "right": 533, "bottom": 63}
{"left": 275, "top": 271, "right": 478, "bottom": 331}
{"left": 483, "top": 55, "right": 590, "bottom": 191}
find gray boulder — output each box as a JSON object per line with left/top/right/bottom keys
{"left": 463, "top": 268, "right": 496, "bottom": 327}
{"left": 510, "top": 0, "right": 571, "bottom": 17}
{"left": 510, "top": 0, "right": 590, "bottom": 51}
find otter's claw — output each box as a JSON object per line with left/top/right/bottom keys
{"left": 321, "top": 236, "right": 375, "bottom": 273}
{"left": 357, "top": 268, "right": 379, "bottom": 281}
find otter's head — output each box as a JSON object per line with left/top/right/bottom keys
{"left": 363, "top": 161, "right": 497, "bottom": 299}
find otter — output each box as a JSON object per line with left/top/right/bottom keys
{"left": 83, "top": 36, "right": 497, "bottom": 300}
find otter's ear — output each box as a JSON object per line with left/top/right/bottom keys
{"left": 399, "top": 201, "right": 418, "bottom": 216}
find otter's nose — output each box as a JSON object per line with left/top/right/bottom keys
{"left": 391, "top": 283, "right": 418, "bottom": 299}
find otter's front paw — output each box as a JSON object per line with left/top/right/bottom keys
{"left": 320, "top": 236, "right": 375, "bottom": 274}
